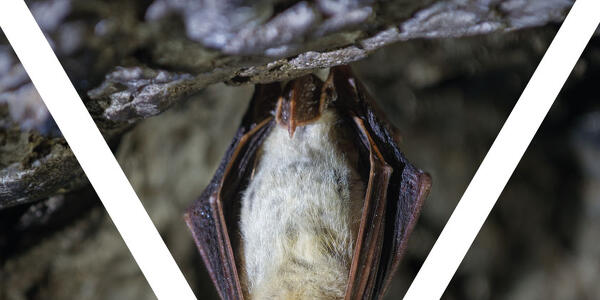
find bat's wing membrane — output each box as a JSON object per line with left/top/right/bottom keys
{"left": 184, "top": 84, "right": 280, "bottom": 300}
{"left": 329, "top": 66, "right": 432, "bottom": 299}
{"left": 344, "top": 115, "right": 392, "bottom": 299}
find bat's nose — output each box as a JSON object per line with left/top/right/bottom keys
{"left": 288, "top": 122, "right": 297, "bottom": 138}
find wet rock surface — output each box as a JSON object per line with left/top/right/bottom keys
{"left": 2, "top": 0, "right": 599, "bottom": 299}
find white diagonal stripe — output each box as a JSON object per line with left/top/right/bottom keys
{"left": 0, "top": 1, "right": 196, "bottom": 299}
{"left": 404, "top": 1, "right": 600, "bottom": 299}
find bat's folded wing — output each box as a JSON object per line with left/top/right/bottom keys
{"left": 329, "top": 66, "right": 432, "bottom": 299}
{"left": 185, "top": 84, "right": 279, "bottom": 300}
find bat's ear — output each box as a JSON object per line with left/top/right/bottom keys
{"left": 326, "top": 65, "right": 360, "bottom": 101}
{"left": 322, "top": 65, "right": 362, "bottom": 110}
{"left": 328, "top": 65, "right": 407, "bottom": 146}
{"left": 276, "top": 74, "right": 325, "bottom": 138}
{"left": 330, "top": 65, "right": 355, "bottom": 79}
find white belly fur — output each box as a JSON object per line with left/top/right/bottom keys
{"left": 239, "top": 110, "right": 365, "bottom": 299}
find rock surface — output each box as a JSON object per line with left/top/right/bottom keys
{"left": 0, "top": 0, "right": 573, "bottom": 207}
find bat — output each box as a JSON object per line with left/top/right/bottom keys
{"left": 185, "top": 66, "right": 431, "bottom": 300}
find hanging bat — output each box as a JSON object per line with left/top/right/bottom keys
{"left": 185, "top": 66, "right": 431, "bottom": 300}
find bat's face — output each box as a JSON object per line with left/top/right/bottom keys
{"left": 185, "top": 66, "right": 431, "bottom": 300}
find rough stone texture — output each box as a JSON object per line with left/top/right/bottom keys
{"left": 0, "top": 0, "right": 573, "bottom": 207}
{"left": 0, "top": 127, "right": 85, "bottom": 207}
{"left": 0, "top": 187, "right": 156, "bottom": 300}
{"left": 0, "top": 51, "right": 84, "bottom": 207}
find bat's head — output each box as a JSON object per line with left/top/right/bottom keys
{"left": 275, "top": 74, "right": 330, "bottom": 139}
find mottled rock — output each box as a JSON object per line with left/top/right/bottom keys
{"left": 0, "top": 187, "right": 155, "bottom": 300}
{"left": 0, "top": 50, "right": 83, "bottom": 207}
{"left": 88, "top": 67, "right": 197, "bottom": 124}
{"left": 0, "top": 0, "right": 574, "bottom": 207}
